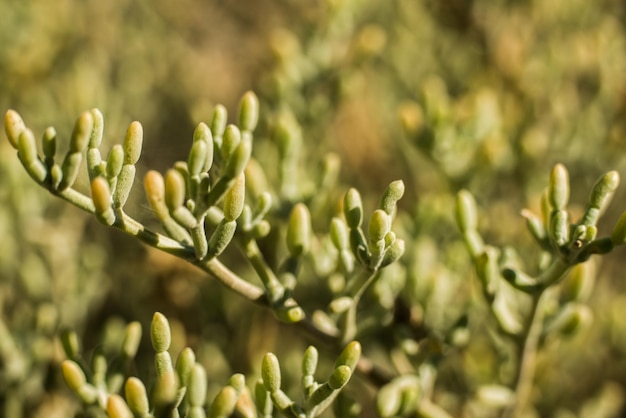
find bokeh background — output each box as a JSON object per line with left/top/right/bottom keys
{"left": 3, "top": 0, "right": 626, "bottom": 417}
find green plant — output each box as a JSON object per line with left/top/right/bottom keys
{"left": 4, "top": 91, "right": 405, "bottom": 417}
{"left": 6, "top": 1, "right": 626, "bottom": 417}
{"left": 6, "top": 86, "right": 626, "bottom": 417}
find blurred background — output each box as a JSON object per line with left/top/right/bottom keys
{"left": 3, "top": 0, "right": 626, "bottom": 417}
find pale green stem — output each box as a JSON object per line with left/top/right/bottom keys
{"left": 501, "top": 291, "right": 547, "bottom": 418}
{"left": 341, "top": 270, "right": 380, "bottom": 344}
{"left": 198, "top": 258, "right": 266, "bottom": 303}
{"left": 501, "top": 257, "right": 571, "bottom": 418}
{"left": 56, "top": 187, "right": 96, "bottom": 213}
{"left": 536, "top": 257, "right": 570, "bottom": 288}
{"left": 242, "top": 238, "right": 284, "bottom": 302}
{"left": 51, "top": 187, "right": 267, "bottom": 304}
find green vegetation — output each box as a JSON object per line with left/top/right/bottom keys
{"left": 3, "top": 1, "right": 626, "bottom": 417}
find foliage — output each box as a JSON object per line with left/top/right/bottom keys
{"left": 3, "top": 1, "right": 626, "bottom": 418}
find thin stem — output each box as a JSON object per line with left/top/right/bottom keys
{"left": 536, "top": 257, "right": 570, "bottom": 288}
{"left": 198, "top": 258, "right": 266, "bottom": 303}
{"left": 501, "top": 291, "right": 548, "bottom": 418}
{"left": 340, "top": 270, "right": 380, "bottom": 344}
{"left": 242, "top": 237, "right": 284, "bottom": 302}
{"left": 56, "top": 187, "right": 96, "bottom": 213}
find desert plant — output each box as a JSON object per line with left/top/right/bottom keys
{"left": 5, "top": 1, "right": 626, "bottom": 417}
{"left": 6, "top": 86, "right": 626, "bottom": 417}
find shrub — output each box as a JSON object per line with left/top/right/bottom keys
{"left": 3, "top": 1, "right": 626, "bottom": 417}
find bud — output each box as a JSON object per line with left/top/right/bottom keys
{"left": 380, "top": 239, "right": 405, "bottom": 268}
{"left": 549, "top": 209, "right": 569, "bottom": 247}
{"left": 4, "top": 109, "right": 25, "bottom": 149}
{"left": 87, "top": 148, "right": 105, "bottom": 179}
{"left": 144, "top": 170, "right": 169, "bottom": 220}
{"left": 302, "top": 346, "right": 319, "bottom": 377}
{"left": 582, "top": 171, "right": 620, "bottom": 226}
{"left": 329, "top": 296, "right": 353, "bottom": 314}
{"left": 272, "top": 389, "right": 298, "bottom": 413}
{"left": 165, "top": 169, "right": 186, "bottom": 211}
{"left": 350, "top": 228, "right": 370, "bottom": 265}
{"left": 328, "top": 365, "right": 351, "bottom": 390}
{"left": 123, "top": 121, "right": 143, "bottom": 165}
{"left": 61, "top": 360, "right": 86, "bottom": 391}
{"left": 188, "top": 364, "right": 207, "bottom": 407}
{"left": 274, "top": 112, "right": 302, "bottom": 159}
{"left": 59, "top": 152, "right": 82, "bottom": 190}
{"left": 228, "top": 373, "right": 246, "bottom": 394}
{"left": 106, "top": 394, "right": 133, "bottom": 418}
{"left": 244, "top": 158, "right": 269, "bottom": 199}
{"left": 548, "top": 163, "right": 569, "bottom": 210}
{"left": 252, "top": 220, "right": 271, "bottom": 239}
{"left": 380, "top": 180, "right": 405, "bottom": 216}
{"left": 330, "top": 217, "right": 349, "bottom": 250}
{"left": 475, "top": 247, "right": 499, "bottom": 299}
{"left": 17, "top": 129, "right": 47, "bottom": 183}
{"left": 376, "top": 375, "right": 421, "bottom": 418}
{"left": 176, "top": 347, "right": 196, "bottom": 387}
{"left": 69, "top": 111, "right": 93, "bottom": 153}
{"left": 223, "top": 174, "right": 246, "bottom": 222}
{"left": 208, "top": 220, "right": 237, "bottom": 258}
{"left": 91, "top": 177, "right": 115, "bottom": 226}
{"left": 287, "top": 203, "right": 311, "bottom": 257}
{"left": 121, "top": 321, "right": 142, "bottom": 359}
{"left": 521, "top": 209, "right": 547, "bottom": 248}
{"left": 188, "top": 139, "right": 208, "bottom": 176}
{"left": 369, "top": 210, "right": 391, "bottom": 243}
{"left": 194, "top": 122, "right": 214, "bottom": 172}
{"left": 238, "top": 91, "right": 260, "bottom": 132}
{"left": 274, "top": 299, "right": 305, "bottom": 323}
{"left": 334, "top": 341, "right": 361, "bottom": 370}
{"left": 262, "top": 353, "right": 281, "bottom": 393}
{"left": 210, "top": 104, "right": 228, "bottom": 140}
{"left": 42, "top": 127, "right": 57, "bottom": 160}
{"left": 344, "top": 188, "right": 363, "bottom": 228}
{"left": 224, "top": 137, "right": 251, "bottom": 179}
{"left": 151, "top": 312, "right": 171, "bottom": 353}
{"left": 89, "top": 108, "right": 104, "bottom": 148}
{"left": 106, "top": 145, "right": 124, "bottom": 179}
{"left": 456, "top": 190, "right": 478, "bottom": 232}
{"left": 60, "top": 330, "right": 80, "bottom": 360}
{"left": 222, "top": 124, "right": 242, "bottom": 160}
{"left": 125, "top": 377, "right": 150, "bottom": 416}
{"left": 49, "top": 164, "right": 63, "bottom": 189}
